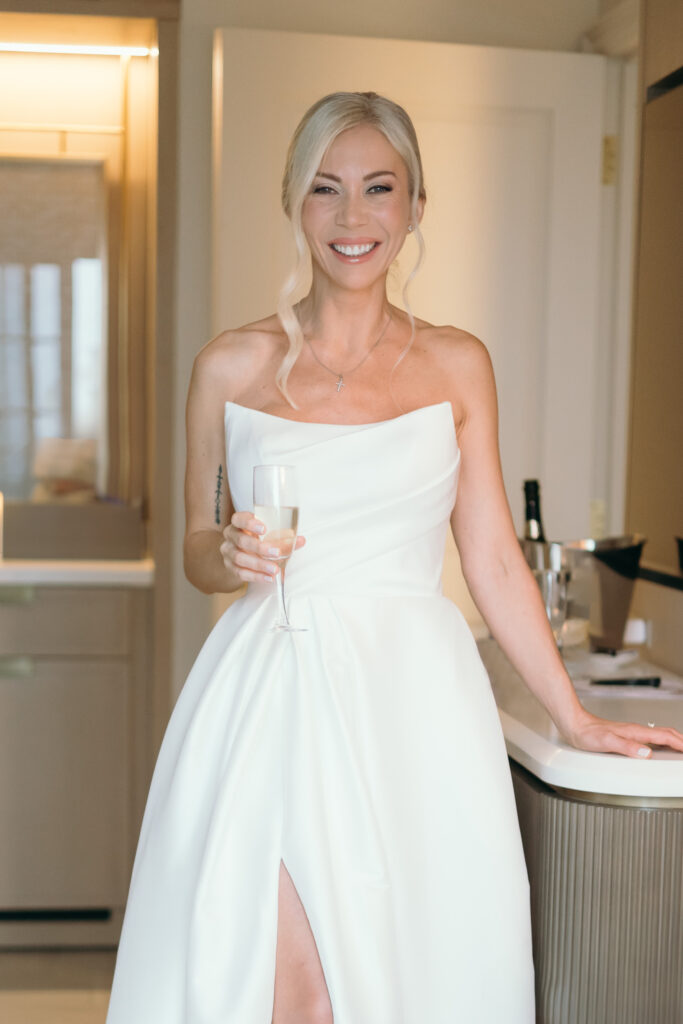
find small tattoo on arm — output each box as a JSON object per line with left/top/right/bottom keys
{"left": 214, "top": 465, "right": 223, "bottom": 524}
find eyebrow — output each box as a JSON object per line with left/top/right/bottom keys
{"left": 314, "top": 170, "right": 398, "bottom": 182}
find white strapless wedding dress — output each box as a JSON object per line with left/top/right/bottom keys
{"left": 106, "top": 400, "right": 535, "bottom": 1023}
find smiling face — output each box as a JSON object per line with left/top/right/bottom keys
{"left": 301, "top": 123, "right": 421, "bottom": 290}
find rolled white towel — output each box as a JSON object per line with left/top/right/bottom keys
{"left": 32, "top": 437, "right": 97, "bottom": 486}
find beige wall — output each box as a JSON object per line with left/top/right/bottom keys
{"left": 624, "top": 0, "right": 682, "bottom": 571}
{"left": 181, "top": 0, "right": 602, "bottom": 49}
{"left": 632, "top": 579, "right": 683, "bottom": 675}
{"left": 171, "top": 0, "right": 604, "bottom": 696}
{"left": 626, "top": 81, "right": 682, "bottom": 569}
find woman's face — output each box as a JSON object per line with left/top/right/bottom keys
{"left": 301, "top": 123, "right": 421, "bottom": 290}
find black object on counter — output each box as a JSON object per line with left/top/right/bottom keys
{"left": 589, "top": 676, "right": 661, "bottom": 687}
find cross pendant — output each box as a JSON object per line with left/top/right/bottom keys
{"left": 335, "top": 375, "right": 345, "bottom": 393}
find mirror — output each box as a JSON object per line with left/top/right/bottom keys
{"left": 0, "top": 16, "right": 158, "bottom": 558}
{"left": 0, "top": 157, "right": 108, "bottom": 503}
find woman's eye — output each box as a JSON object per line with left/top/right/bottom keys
{"left": 368, "top": 184, "right": 392, "bottom": 194}
{"left": 312, "top": 185, "right": 336, "bottom": 194}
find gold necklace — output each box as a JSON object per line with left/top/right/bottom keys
{"left": 305, "top": 313, "right": 392, "bottom": 393}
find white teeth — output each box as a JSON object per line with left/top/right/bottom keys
{"left": 331, "top": 242, "right": 376, "bottom": 256}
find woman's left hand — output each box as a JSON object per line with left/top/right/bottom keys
{"left": 562, "top": 708, "right": 683, "bottom": 759}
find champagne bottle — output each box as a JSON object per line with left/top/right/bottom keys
{"left": 523, "top": 479, "right": 546, "bottom": 542}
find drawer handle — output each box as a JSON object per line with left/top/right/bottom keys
{"left": 0, "top": 656, "right": 34, "bottom": 678}
{"left": 0, "top": 586, "right": 36, "bottom": 605}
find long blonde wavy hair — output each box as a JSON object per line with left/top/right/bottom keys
{"left": 277, "top": 91, "right": 427, "bottom": 408}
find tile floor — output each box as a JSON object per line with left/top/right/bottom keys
{"left": 0, "top": 950, "right": 115, "bottom": 1024}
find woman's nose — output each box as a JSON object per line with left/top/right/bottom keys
{"left": 337, "top": 192, "right": 367, "bottom": 227}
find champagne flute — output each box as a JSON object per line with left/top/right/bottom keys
{"left": 253, "top": 464, "right": 306, "bottom": 632}
{"left": 533, "top": 568, "right": 569, "bottom": 649}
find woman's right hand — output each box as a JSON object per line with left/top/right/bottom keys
{"left": 219, "top": 511, "right": 306, "bottom": 584}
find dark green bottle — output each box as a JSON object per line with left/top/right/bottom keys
{"left": 523, "top": 479, "right": 546, "bottom": 543}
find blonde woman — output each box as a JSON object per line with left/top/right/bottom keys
{"left": 107, "top": 92, "right": 683, "bottom": 1024}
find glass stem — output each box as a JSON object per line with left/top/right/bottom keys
{"left": 275, "top": 564, "right": 291, "bottom": 626}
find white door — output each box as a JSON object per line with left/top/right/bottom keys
{"left": 212, "top": 28, "right": 609, "bottom": 624}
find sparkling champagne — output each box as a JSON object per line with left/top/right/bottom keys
{"left": 253, "top": 464, "right": 306, "bottom": 631}
{"left": 253, "top": 504, "right": 299, "bottom": 563}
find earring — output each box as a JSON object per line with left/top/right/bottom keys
{"left": 407, "top": 224, "right": 414, "bottom": 233}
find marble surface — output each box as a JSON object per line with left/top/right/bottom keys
{"left": 478, "top": 638, "right": 683, "bottom": 798}
{"left": 0, "top": 558, "right": 155, "bottom": 587}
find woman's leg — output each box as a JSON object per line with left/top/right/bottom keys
{"left": 271, "top": 860, "right": 333, "bottom": 1024}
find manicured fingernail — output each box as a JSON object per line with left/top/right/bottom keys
{"left": 637, "top": 747, "right": 651, "bottom": 758}
{"left": 267, "top": 563, "right": 279, "bottom": 574}
{"left": 254, "top": 523, "right": 265, "bottom": 533}
{"left": 268, "top": 547, "right": 279, "bottom": 556}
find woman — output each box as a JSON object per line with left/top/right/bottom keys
{"left": 106, "top": 92, "right": 683, "bottom": 1024}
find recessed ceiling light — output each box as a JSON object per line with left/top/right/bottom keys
{"left": 0, "top": 42, "right": 158, "bottom": 57}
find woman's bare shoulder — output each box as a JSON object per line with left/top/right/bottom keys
{"left": 417, "top": 319, "right": 488, "bottom": 355}
{"left": 413, "top": 320, "right": 494, "bottom": 383}
{"left": 190, "top": 314, "right": 285, "bottom": 401}
{"left": 398, "top": 319, "right": 495, "bottom": 432}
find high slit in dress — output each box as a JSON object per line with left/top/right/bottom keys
{"left": 105, "top": 399, "right": 535, "bottom": 1023}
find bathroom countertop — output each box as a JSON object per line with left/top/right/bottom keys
{"left": 0, "top": 558, "right": 155, "bottom": 587}
{"left": 478, "top": 637, "right": 683, "bottom": 801}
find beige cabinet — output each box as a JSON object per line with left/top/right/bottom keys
{"left": 0, "top": 585, "right": 151, "bottom": 946}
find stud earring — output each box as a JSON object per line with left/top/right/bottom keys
{"left": 407, "top": 224, "right": 414, "bottom": 233}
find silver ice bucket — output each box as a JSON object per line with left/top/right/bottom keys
{"left": 559, "top": 535, "right": 646, "bottom": 653}
{"left": 521, "top": 535, "right": 646, "bottom": 653}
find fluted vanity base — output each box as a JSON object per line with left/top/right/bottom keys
{"left": 511, "top": 761, "right": 683, "bottom": 1024}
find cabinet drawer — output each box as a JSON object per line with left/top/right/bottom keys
{"left": 0, "top": 659, "right": 129, "bottom": 907}
{"left": 0, "top": 587, "right": 129, "bottom": 656}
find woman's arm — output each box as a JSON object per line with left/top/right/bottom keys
{"left": 183, "top": 342, "right": 242, "bottom": 594}
{"left": 183, "top": 336, "right": 304, "bottom": 595}
{"left": 448, "top": 333, "right": 683, "bottom": 759}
